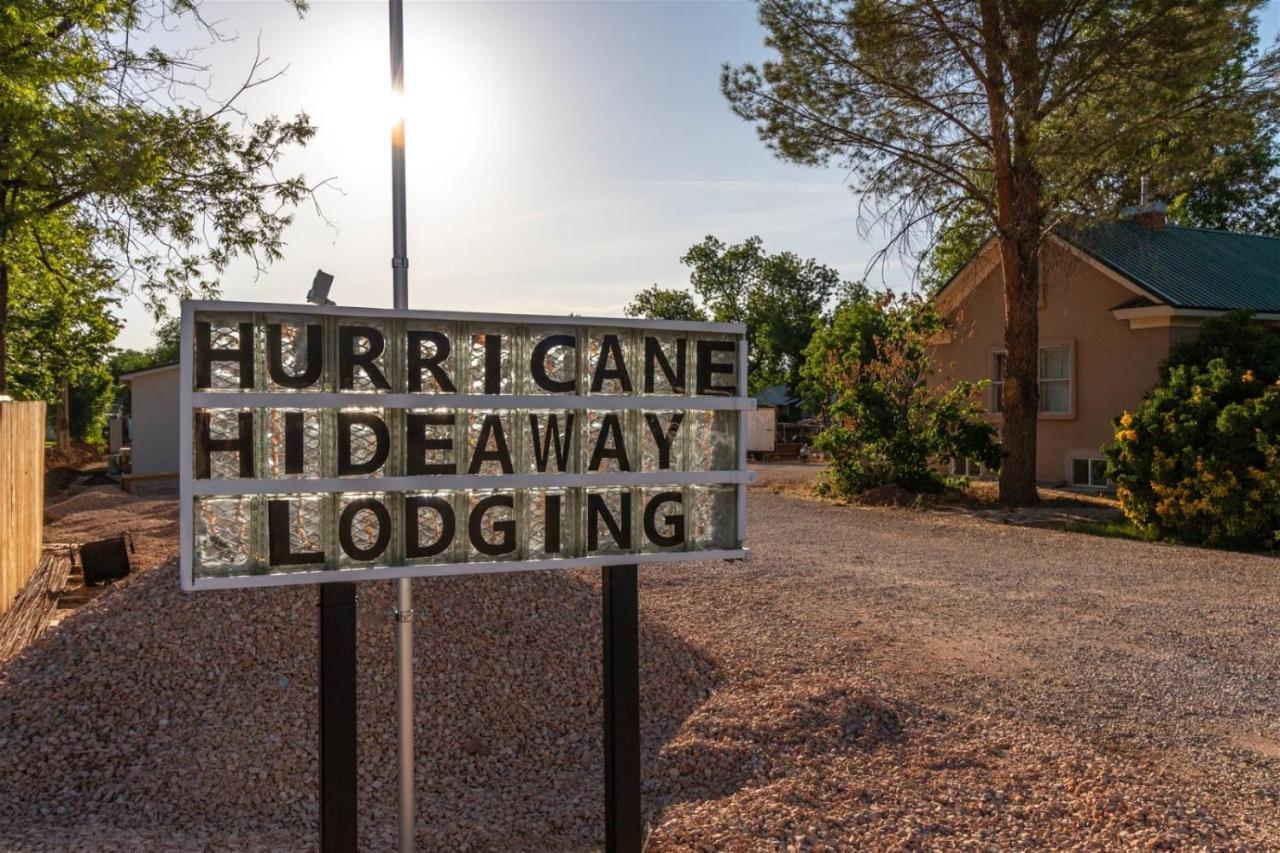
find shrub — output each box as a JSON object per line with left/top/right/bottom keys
{"left": 1105, "top": 320, "right": 1280, "bottom": 549}
{"left": 801, "top": 289, "right": 1000, "bottom": 497}
{"left": 1162, "top": 310, "right": 1280, "bottom": 381}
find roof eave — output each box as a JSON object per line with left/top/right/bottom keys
{"left": 117, "top": 362, "right": 180, "bottom": 382}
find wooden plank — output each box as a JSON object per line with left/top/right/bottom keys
{"left": 0, "top": 402, "right": 47, "bottom": 617}
{"left": 0, "top": 549, "right": 70, "bottom": 661}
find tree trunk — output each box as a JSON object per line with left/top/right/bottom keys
{"left": 58, "top": 379, "right": 71, "bottom": 452}
{"left": 0, "top": 257, "right": 8, "bottom": 396}
{"left": 978, "top": 0, "right": 1042, "bottom": 506}
{"left": 997, "top": 236, "right": 1040, "bottom": 505}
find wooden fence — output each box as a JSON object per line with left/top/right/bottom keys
{"left": 0, "top": 401, "right": 46, "bottom": 617}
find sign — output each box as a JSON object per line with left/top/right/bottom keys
{"left": 179, "top": 300, "right": 752, "bottom": 591}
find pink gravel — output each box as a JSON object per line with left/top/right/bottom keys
{"left": 1, "top": 467, "right": 1278, "bottom": 849}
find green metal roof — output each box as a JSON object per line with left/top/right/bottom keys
{"left": 1061, "top": 222, "right": 1280, "bottom": 313}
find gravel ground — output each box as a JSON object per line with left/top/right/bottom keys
{"left": 2, "top": 467, "right": 1278, "bottom": 849}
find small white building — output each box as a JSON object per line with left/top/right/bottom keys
{"left": 118, "top": 363, "right": 180, "bottom": 488}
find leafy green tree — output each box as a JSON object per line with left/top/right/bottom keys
{"left": 723, "top": 0, "right": 1279, "bottom": 504}
{"left": 681, "top": 235, "right": 839, "bottom": 395}
{"left": 924, "top": 119, "right": 1280, "bottom": 290}
{"left": 681, "top": 236, "right": 765, "bottom": 324}
{"left": 624, "top": 285, "right": 708, "bottom": 322}
{"left": 919, "top": 201, "right": 991, "bottom": 296}
{"left": 68, "top": 369, "right": 115, "bottom": 447}
{"left": 5, "top": 213, "right": 119, "bottom": 446}
{"left": 802, "top": 288, "right": 999, "bottom": 495}
{"left": 0, "top": 0, "right": 319, "bottom": 392}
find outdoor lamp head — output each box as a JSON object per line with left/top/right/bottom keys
{"left": 307, "top": 270, "right": 335, "bottom": 306}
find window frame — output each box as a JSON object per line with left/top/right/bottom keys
{"left": 1070, "top": 456, "right": 1111, "bottom": 490}
{"left": 989, "top": 339, "right": 1075, "bottom": 420}
{"left": 951, "top": 456, "right": 983, "bottom": 478}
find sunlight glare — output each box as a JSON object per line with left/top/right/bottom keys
{"left": 394, "top": 43, "right": 500, "bottom": 184}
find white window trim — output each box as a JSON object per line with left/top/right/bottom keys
{"left": 1068, "top": 455, "right": 1111, "bottom": 490}
{"left": 951, "top": 456, "right": 984, "bottom": 478}
{"left": 989, "top": 338, "right": 1076, "bottom": 420}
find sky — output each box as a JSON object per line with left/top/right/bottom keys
{"left": 118, "top": 0, "right": 1280, "bottom": 350}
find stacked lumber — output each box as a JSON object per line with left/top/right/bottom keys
{"left": 0, "top": 549, "right": 71, "bottom": 662}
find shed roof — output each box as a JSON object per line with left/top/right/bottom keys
{"left": 117, "top": 362, "right": 179, "bottom": 382}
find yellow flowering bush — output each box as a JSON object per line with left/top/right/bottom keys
{"left": 1105, "top": 357, "right": 1280, "bottom": 548}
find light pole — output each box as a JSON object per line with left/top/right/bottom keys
{"left": 388, "top": 0, "right": 415, "bottom": 850}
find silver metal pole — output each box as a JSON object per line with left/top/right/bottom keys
{"left": 389, "top": 0, "right": 414, "bottom": 850}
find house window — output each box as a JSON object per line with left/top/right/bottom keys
{"left": 1039, "top": 345, "right": 1071, "bottom": 414}
{"left": 1071, "top": 457, "right": 1110, "bottom": 489}
{"left": 952, "top": 456, "right": 982, "bottom": 478}
{"left": 992, "top": 344, "right": 1072, "bottom": 415}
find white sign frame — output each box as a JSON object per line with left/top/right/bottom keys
{"left": 179, "top": 299, "right": 753, "bottom": 591}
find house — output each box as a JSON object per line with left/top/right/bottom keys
{"left": 931, "top": 207, "right": 1280, "bottom": 488}
{"left": 117, "top": 362, "right": 180, "bottom": 491}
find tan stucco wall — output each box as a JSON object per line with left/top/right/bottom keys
{"left": 932, "top": 241, "right": 1174, "bottom": 485}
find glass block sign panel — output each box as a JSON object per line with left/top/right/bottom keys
{"left": 194, "top": 496, "right": 253, "bottom": 577}
{"left": 339, "top": 319, "right": 392, "bottom": 393}
{"left": 265, "top": 408, "right": 323, "bottom": 479}
{"left": 583, "top": 488, "right": 632, "bottom": 555}
{"left": 337, "top": 408, "right": 389, "bottom": 478}
{"left": 467, "top": 489, "right": 519, "bottom": 562}
{"left": 181, "top": 301, "right": 751, "bottom": 590}
{"left": 466, "top": 327, "right": 514, "bottom": 395}
{"left": 527, "top": 328, "right": 578, "bottom": 394}
{"left": 526, "top": 488, "right": 573, "bottom": 560}
{"left": 690, "top": 410, "right": 737, "bottom": 471}
{"left": 337, "top": 492, "right": 392, "bottom": 567}
{"left": 640, "top": 487, "right": 686, "bottom": 553}
{"left": 525, "top": 411, "right": 575, "bottom": 474}
{"left": 691, "top": 486, "right": 737, "bottom": 550}
{"left": 263, "top": 316, "right": 328, "bottom": 392}
{"left": 641, "top": 411, "right": 685, "bottom": 472}
{"left": 403, "top": 322, "right": 457, "bottom": 394}
{"left": 195, "top": 316, "right": 252, "bottom": 391}
{"left": 587, "top": 410, "right": 632, "bottom": 474}
{"left": 466, "top": 410, "right": 516, "bottom": 476}
{"left": 404, "top": 491, "right": 460, "bottom": 565}
{"left": 586, "top": 329, "right": 636, "bottom": 395}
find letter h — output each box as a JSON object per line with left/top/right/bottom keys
{"left": 195, "top": 321, "right": 255, "bottom": 389}
{"left": 196, "top": 411, "right": 254, "bottom": 478}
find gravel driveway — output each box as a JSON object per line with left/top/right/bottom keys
{"left": 1, "top": 468, "right": 1277, "bottom": 849}
{"left": 645, "top": 465, "right": 1280, "bottom": 848}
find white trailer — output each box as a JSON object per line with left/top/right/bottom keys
{"left": 746, "top": 406, "right": 776, "bottom": 454}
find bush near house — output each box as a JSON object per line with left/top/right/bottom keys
{"left": 801, "top": 288, "right": 1000, "bottom": 497}
{"left": 1105, "top": 312, "right": 1280, "bottom": 549}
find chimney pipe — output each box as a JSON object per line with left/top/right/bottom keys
{"left": 1126, "top": 177, "right": 1166, "bottom": 230}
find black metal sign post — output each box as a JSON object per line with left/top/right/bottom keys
{"left": 320, "top": 582, "right": 359, "bottom": 852}
{"left": 602, "top": 563, "right": 641, "bottom": 853}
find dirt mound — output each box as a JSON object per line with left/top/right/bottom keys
{"left": 656, "top": 679, "right": 906, "bottom": 801}
{"left": 44, "top": 486, "right": 136, "bottom": 521}
{"left": 45, "top": 441, "right": 102, "bottom": 472}
{"left": 43, "top": 491, "right": 177, "bottom": 574}
{"left": 0, "top": 563, "right": 716, "bottom": 850}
